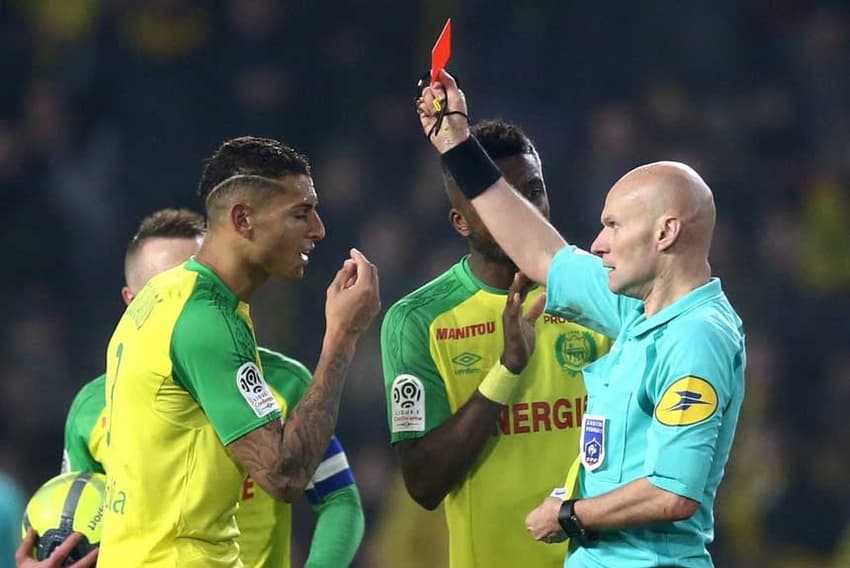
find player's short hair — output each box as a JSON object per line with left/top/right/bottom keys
{"left": 125, "top": 208, "right": 205, "bottom": 259}
{"left": 471, "top": 119, "right": 538, "bottom": 160}
{"left": 197, "top": 136, "right": 312, "bottom": 213}
{"left": 442, "top": 119, "right": 539, "bottom": 184}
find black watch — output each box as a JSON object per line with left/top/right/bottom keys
{"left": 557, "top": 499, "right": 598, "bottom": 544}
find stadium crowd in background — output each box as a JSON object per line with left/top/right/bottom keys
{"left": 1, "top": 1, "right": 849, "bottom": 566}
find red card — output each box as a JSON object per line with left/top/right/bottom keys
{"left": 431, "top": 18, "right": 452, "bottom": 84}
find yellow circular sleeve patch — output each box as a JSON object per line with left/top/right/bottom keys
{"left": 655, "top": 376, "right": 718, "bottom": 426}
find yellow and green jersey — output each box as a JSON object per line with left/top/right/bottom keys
{"left": 381, "top": 256, "right": 611, "bottom": 568}
{"left": 63, "top": 348, "right": 357, "bottom": 568}
{"left": 235, "top": 348, "right": 308, "bottom": 568}
{"left": 62, "top": 375, "right": 107, "bottom": 476}
{"left": 235, "top": 349, "right": 357, "bottom": 568}
{"left": 100, "top": 258, "right": 282, "bottom": 568}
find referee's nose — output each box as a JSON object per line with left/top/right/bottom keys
{"left": 590, "top": 227, "right": 610, "bottom": 257}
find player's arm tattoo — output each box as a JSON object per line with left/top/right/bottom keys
{"left": 229, "top": 349, "right": 352, "bottom": 502}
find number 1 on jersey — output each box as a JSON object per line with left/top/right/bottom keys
{"left": 106, "top": 342, "right": 124, "bottom": 446}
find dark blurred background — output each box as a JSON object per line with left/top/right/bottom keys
{"left": 1, "top": 1, "right": 849, "bottom": 566}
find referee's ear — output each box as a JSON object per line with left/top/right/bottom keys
{"left": 657, "top": 215, "right": 682, "bottom": 252}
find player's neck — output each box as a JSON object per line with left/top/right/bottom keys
{"left": 467, "top": 251, "right": 516, "bottom": 290}
{"left": 195, "top": 239, "right": 267, "bottom": 302}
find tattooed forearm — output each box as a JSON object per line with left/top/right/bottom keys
{"left": 276, "top": 350, "right": 350, "bottom": 494}
{"left": 228, "top": 346, "right": 354, "bottom": 502}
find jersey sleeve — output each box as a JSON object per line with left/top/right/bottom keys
{"left": 381, "top": 301, "right": 452, "bottom": 443}
{"left": 642, "top": 320, "right": 744, "bottom": 501}
{"left": 62, "top": 376, "right": 106, "bottom": 474}
{"left": 305, "top": 482, "right": 364, "bottom": 568}
{"left": 545, "top": 245, "right": 639, "bottom": 339}
{"left": 171, "top": 299, "right": 281, "bottom": 445}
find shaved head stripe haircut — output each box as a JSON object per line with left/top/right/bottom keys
{"left": 203, "top": 174, "right": 291, "bottom": 209}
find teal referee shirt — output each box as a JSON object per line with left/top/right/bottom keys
{"left": 546, "top": 246, "right": 745, "bottom": 568}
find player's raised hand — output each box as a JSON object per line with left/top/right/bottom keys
{"left": 500, "top": 272, "right": 545, "bottom": 374}
{"left": 325, "top": 248, "right": 381, "bottom": 339}
{"left": 416, "top": 69, "right": 470, "bottom": 154}
{"left": 16, "top": 528, "right": 99, "bottom": 568}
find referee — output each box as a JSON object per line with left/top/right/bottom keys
{"left": 416, "top": 71, "right": 746, "bottom": 568}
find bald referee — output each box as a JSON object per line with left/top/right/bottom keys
{"left": 415, "top": 71, "right": 746, "bottom": 568}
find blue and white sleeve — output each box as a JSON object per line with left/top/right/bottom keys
{"left": 304, "top": 436, "right": 355, "bottom": 504}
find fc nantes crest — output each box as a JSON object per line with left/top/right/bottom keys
{"left": 555, "top": 331, "right": 598, "bottom": 376}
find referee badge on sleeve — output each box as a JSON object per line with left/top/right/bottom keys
{"left": 580, "top": 414, "right": 606, "bottom": 471}
{"left": 655, "top": 376, "right": 718, "bottom": 427}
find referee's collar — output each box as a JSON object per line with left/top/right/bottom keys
{"left": 628, "top": 278, "right": 723, "bottom": 337}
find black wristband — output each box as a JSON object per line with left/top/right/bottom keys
{"left": 557, "top": 499, "right": 598, "bottom": 544}
{"left": 439, "top": 136, "right": 503, "bottom": 200}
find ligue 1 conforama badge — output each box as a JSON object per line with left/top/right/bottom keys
{"left": 391, "top": 374, "right": 425, "bottom": 433}
{"left": 555, "top": 331, "right": 598, "bottom": 376}
{"left": 235, "top": 362, "right": 280, "bottom": 419}
{"left": 580, "top": 414, "right": 606, "bottom": 471}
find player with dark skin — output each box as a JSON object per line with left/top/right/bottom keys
{"left": 396, "top": 122, "right": 549, "bottom": 509}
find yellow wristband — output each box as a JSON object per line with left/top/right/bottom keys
{"left": 478, "top": 362, "right": 521, "bottom": 405}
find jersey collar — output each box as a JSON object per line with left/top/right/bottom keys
{"left": 457, "top": 255, "right": 544, "bottom": 296}
{"left": 184, "top": 257, "right": 241, "bottom": 308}
{"left": 457, "top": 255, "right": 509, "bottom": 295}
{"left": 627, "top": 278, "right": 724, "bottom": 338}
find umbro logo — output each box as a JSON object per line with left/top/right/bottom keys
{"left": 452, "top": 352, "right": 483, "bottom": 375}
{"left": 452, "top": 352, "right": 482, "bottom": 367}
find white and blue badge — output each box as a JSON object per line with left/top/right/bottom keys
{"left": 580, "top": 414, "right": 606, "bottom": 471}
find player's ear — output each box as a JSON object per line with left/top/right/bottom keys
{"left": 231, "top": 203, "right": 253, "bottom": 238}
{"left": 121, "top": 286, "right": 134, "bottom": 306}
{"left": 450, "top": 208, "right": 471, "bottom": 237}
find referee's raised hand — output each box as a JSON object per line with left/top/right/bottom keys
{"left": 416, "top": 69, "right": 470, "bottom": 154}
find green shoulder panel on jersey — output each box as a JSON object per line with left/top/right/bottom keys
{"left": 63, "top": 375, "right": 107, "bottom": 474}
{"left": 170, "top": 267, "right": 281, "bottom": 446}
{"left": 381, "top": 259, "right": 479, "bottom": 441}
{"left": 257, "top": 346, "right": 311, "bottom": 410}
